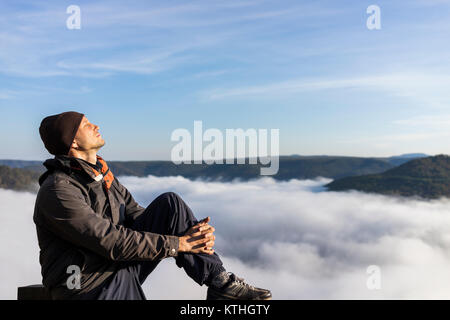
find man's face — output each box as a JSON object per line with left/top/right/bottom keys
{"left": 72, "top": 116, "right": 105, "bottom": 152}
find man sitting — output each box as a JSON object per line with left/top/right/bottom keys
{"left": 34, "top": 111, "right": 272, "bottom": 300}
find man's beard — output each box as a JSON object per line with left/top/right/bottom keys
{"left": 93, "top": 139, "right": 106, "bottom": 150}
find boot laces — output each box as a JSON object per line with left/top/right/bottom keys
{"left": 231, "top": 273, "right": 255, "bottom": 290}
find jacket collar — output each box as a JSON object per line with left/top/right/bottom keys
{"left": 40, "top": 155, "right": 115, "bottom": 190}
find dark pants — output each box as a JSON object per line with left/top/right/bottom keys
{"left": 95, "top": 192, "right": 225, "bottom": 300}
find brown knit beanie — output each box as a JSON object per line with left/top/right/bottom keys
{"left": 39, "top": 111, "right": 85, "bottom": 155}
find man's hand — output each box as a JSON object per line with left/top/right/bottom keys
{"left": 178, "top": 217, "right": 216, "bottom": 255}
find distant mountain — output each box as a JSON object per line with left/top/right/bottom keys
{"left": 386, "top": 153, "right": 429, "bottom": 166}
{"left": 0, "top": 154, "right": 428, "bottom": 192}
{"left": 0, "top": 165, "right": 40, "bottom": 192}
{"left": 106, "top": 154, "right": 425, "bottom": 181}
{"left": 72, "top": 156, "right": 403, "bottom": 181}
{"left": 390, "top": 153, "right": 429, "bottom": 159}
{"left": 0, "top": 159, "right": 42, "bottom": 168}
{"left": 326, "top": 155, "right": 450, "bottom": 199}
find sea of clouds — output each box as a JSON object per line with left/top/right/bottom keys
{"left": 2, "top": 175, "right": 450, "bottom": 299}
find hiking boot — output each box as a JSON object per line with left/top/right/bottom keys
{"left": 206, "top": 272, "right": 272, "bottom": 300}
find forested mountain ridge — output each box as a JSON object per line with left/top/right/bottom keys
{"left": 326, "top": 155, "right": 450, "bottom": 199}
{"left": 0, "top": 154, "right": 429, "bottom": 192}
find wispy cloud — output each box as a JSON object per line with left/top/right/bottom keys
{"left": 0, "top": 89, "right": 19, "bottom": 99}
{"left": 393, "top": 115, "right": 450, "bottom": 127}
{"left": 192, "top": 69, "right": 232, "bottom": 78}
{"left": 0, "top": 0, "right": 348, "bottom": 78}
{"left": 202, "top": 73, "right": 450, "bottom": 108}
{"left": 413, "top": 0, "right": 450, "bottom": 6}
{"left": 54, "top": 43, "right": 204, "bottom": 76}
{"left": 0, "top": 85, "right": 93, "bottom": 100}
{"left": 340, "top": 132, "right": 450, "bottom": 144}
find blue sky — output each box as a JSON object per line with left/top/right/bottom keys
{"left": 1, "top": 0, "right": 449, "bottom": 160}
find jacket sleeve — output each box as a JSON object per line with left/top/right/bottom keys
{"left": 38, "top": 179, "right": 179, "bottom": 261}
{"left": 114, "top": 177, "right": 146, "bottom": 225}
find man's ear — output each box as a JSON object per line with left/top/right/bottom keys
{"left": 71, "top": 139, "right": 79, "bottom": 150}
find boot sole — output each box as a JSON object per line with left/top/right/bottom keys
{"left": 207, "top": 289, "right": 272, "bottom": 300}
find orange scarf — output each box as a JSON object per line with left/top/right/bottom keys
{"left": 90, "top": 155, "right": 115, "bottom": 190}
